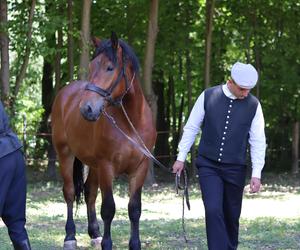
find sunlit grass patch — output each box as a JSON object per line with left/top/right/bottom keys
{"left": 239, "top": 217, "right": 300, "bottom": 249}
{"left": 1, "top": 173, "right": 300, "bottom": 249}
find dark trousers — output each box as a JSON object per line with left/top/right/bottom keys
{"left": 197, "top": 157, "right": 246, "bottom": 250}
{"left": 0, "top": 150, "right": 29, "bottom": 243}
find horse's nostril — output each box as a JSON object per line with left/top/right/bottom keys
{"left": 86, "top": 104, "right": 93, "bottom": 114}
{"left": 80, "top": 102, "right": 102, "bottom": 121}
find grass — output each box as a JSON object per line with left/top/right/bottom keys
{"left": 0, "top": 172, "right": 300, "bottom": 249}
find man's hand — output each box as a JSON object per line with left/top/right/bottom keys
{"left": 250, "top": 177, "right": 261, "bottom": 193}
{"left": 172, "top": 160, "right": 184, "bottom": 176}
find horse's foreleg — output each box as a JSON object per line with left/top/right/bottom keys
{"left": 59, "top": 154, "right": 77, "bottom": 250}
{"left": 100, "top": 190, "right": 115, "bottom": 250}
{"left": 128, "top": 161, "right": 148, "bottom": 250}
{"left": 128, "top": 187, "right": 142, "bottom": 250}
{"left": 99, "top": 172, "right": 115, "bottom": 250}
{"left": 84, "top": 169, "right": 101, "bottom": 247}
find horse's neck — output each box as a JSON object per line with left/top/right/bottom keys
{"left": 123, "top": 79, "right": 148, "bottom": 120}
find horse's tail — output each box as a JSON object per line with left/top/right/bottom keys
{"left": 73, "top": 157, "right": 84, "bottom": 206}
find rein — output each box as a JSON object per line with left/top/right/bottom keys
{"left": 102, "top": 87, "right": 191, "bottom": 243}
{"left": 84, "top": 53, "right": 191, "bottom": 243}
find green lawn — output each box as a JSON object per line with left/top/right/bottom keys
{"left": 1, "top": 173, "right": 300, "bottom": 249}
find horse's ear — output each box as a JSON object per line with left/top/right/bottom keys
{"left": 111, "top": 31, "right": 119, "bottom": 51}
{"left": 92, "top": 37, "right": 101, "bottom": 48}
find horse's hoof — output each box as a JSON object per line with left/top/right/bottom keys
{"left": 91, "top": 237, "right": 102, "bottom": 248}
{"left": 63, "top": 240, "right": 77, "bottom": 250}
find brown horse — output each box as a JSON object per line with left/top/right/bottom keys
{"left": 51, "top": 32, "right": 156, "bottom": 250}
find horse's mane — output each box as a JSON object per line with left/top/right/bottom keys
{"left": 92, "top": 39, "right": 140, "bottom": 74}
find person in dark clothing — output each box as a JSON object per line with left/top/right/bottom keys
{"left": 172, "top": 62, "right": 266, "bottom": 250}
{"left": 0, "top": 100, "right": 31, "bottom": 250}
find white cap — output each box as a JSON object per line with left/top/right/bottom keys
{"left": 231, "top": 62, "right": 258, "bottom": 89}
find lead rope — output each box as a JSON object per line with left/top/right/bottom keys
{"left": 102, "top": 75, "right": 190, "bottom": 242}
{"left": 176, "top": 168, "right": 190, "bottom": 243}
{"left": 103, "top": 109, "right": 190, "bottom": 242}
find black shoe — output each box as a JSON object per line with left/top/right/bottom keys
{"left": 12, "top": 239, "right": 31, "bottom": 250}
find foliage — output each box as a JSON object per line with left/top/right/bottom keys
{"left": 1, "top": 0, "right": 299, "bottom": 172}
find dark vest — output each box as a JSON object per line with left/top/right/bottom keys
{"left": 197, "top": 85, "right": 258, "bottom": 165}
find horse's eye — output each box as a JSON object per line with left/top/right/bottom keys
{"left": 107, "top": 66, "right": 114, "bottom": 71}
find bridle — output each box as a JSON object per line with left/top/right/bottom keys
{"left": 84, "top": 46, "right": 191, "bottom": 243}
{"left": 84, "top": 51, "right": 130, "bottom": 106}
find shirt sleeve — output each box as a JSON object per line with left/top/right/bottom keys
{"left": 177, "top": 92, "right": 205, "bottom": 162}
{"left": 248, "top": 102, "right": 266, "bottom": 179}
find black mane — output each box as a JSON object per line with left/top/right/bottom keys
{"left": 92, "top": 39, "right": 140, "bottom": 73}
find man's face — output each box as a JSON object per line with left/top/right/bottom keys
{"left": 228, "top": 79, "right": 251, "bottom": 99}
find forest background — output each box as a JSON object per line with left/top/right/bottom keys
{"left": 0, "top": 0, "right": 299, "bottom": 182}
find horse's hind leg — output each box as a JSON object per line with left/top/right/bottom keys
{"left": 59, "top": 152, "right": 77, "bottom": 250}
{"left": 128, "top": 160, "right": 148, "bottom": 250}
{"left": 84, "top": 167, "right": 102, "bottom": 247}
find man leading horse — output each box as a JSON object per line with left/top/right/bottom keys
{"left": 173, "top": 62, "right": 266, "bottom": 250}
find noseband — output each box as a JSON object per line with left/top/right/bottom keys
{"left": 85, "top": 52, "right": 130, "bottom": 106}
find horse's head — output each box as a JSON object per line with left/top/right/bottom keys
{"left": 79, "top": 32, "right": 139, "bottom": 121}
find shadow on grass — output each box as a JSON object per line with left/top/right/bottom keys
{"left": 5, "top": 172, "right": 297, "bottom": 249}
{"left": 1, "top": 217, "right": 300, "bottom": 249}
{"left": 0, "top": 218, "right": 206, "bottom": 250}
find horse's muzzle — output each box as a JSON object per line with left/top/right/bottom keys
{"left": 80, "top": 99, "right": 105, "bottom": 121}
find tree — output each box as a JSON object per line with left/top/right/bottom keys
{"left": 67, "top": 0, "right": 74, "bottom": 82}
{"left": 204, "top": 0, "right": 215, "bottom": 88}
{"left": 292, "top": 122, "right": 299, "bottom": 174}
{"left": 0, "top": 0, "right": 9, "bottom": 103}
{"left": 143, "top": 0, "right": 159, "bottom": 185}
{"left": 38, "top": 0, "right": 57, "bottom": 180}
{"left": 78, "top": 0, "right": 91, "bottom": 80}
{"left": 143, "top": 0, "right": 159, "bottom": 104}
{"left": 11, "top": 0, "right": 36, "bottom": 109}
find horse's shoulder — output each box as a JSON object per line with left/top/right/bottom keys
{"left": 63, "top": 80, "right": 87, "bottom": 91}
{"left": 56, "top": 81, "right": 86, "bottom": 98}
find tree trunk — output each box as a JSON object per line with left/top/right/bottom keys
{"left": 54, "top": 24, "right": 63, "bottom": 93}
{"left": 166, "top": 70, "right": 172, "bottom": 161}
{"left": 169, "top": 73, "right": 177, "bottom": 159}
{"left": 41, "top": 56, "right": 54, "bottom": 176}
{"left": 142, "top": 0, "right": 159, "bottom": 97}
{"left": 291, "top": 121, "right": 299, "bottom": 174}
{"left": 41, "top": 56, "right": 55, "bottom": 179}
{"left": 185, "top": 47, "right": 196, "bottom": 175}
{"left": 125, "top": 0, "right": 134, "bottom": 45}
{"left": 46, "top": 2, "right": 64, "bottom": 180}
{"left": 251, "top": 10, "right": 261, "bottom": 99}
{"left": 153, "top": 70, "right": 170, "bottom": 167}
{"left": 204, "top": 0, "right": 215, "bottom": 88}
{"left": 12, "top": 0, "right": 36, "bottom": 106}
{"left": 78, "top": 0, "right": 91, "bottom": 80}
{"left": 176, "top": 95, "right": 184, "bottom": 152}
{"left": 37, "top": 0, "right": 56, "bottom": 179}
{"left": 67, "top": 0, "right": 74, "bottom": 82}
{"left": 143, "top": 0, "right": 159, "bottom": 186}
{"left": 0, "top": 0, "right": 9, "bottom": 103}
